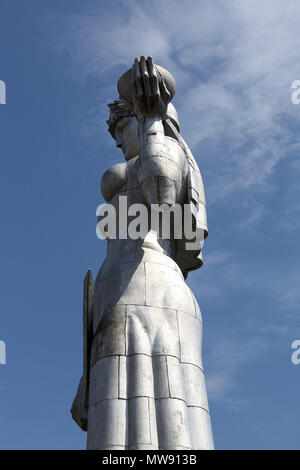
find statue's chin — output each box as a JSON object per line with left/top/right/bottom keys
{"left": 124, "top": 151, "right": 139, "bottom": 161}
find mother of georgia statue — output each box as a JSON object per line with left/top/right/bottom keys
{"left": 71, "top": 56, "right": 214, "bottom": 450}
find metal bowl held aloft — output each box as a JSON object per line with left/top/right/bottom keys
{"left": 117, "top": 62, "right": 176, "bottom": 107}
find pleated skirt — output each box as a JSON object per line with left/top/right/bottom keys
{"left": 86, "top": 248, "right": 214, "bottom": 450}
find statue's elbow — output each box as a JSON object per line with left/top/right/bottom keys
{"left": 142, "top": 176, "right": 179, "bottom": 208}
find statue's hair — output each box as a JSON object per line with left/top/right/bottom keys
{"left": 107, "top": 100, "right": 135, "bottom": 138}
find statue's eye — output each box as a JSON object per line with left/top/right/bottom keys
{"left": 116, "top": 118, "right": 129, "bottom": 134}
{"left": 115, "top": 125, "right": 124, "bottom": 139}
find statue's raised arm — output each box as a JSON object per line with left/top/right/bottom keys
{"left": 119, "top": 56, "right": 182, "bottom": 208}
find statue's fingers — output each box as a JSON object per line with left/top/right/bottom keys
{"left": 159, "top": 79, "right": 171, "bottom": 103}
{"left": 134, "top": 58, "right": 143, "bottom": 97}
{"left": 146, "top": 56, "right": 154, "bottom": 70}
{"left": 140, "top": 55, "right": 147, "bottom": 74}
{"left": 140, "top": 56, "right": 151, "bottom": 111}
{"left": 140, "top": 56, "right": 151, "bottom": 94}
{"left": 147, "top": 57, "right": 159, "bottom": 96}
{"left": 150, "top": 72, "right": 159, "bottom": 97}
{"left": 146, "top": 56, "right": 156, "bottom": 81}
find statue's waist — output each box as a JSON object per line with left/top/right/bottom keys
{"left": 97, "top": 237, "right": 178, "bottom": 280}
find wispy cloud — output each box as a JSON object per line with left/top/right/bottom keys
{"left": 192, "top": 246, "right": 300, "bottom": 318}
{"left": 239, "top": 206, "right": 264, "bottom": 230}
{"left": 275, "top": 158, "right": 300, "bottom": 232}
{"left": 205, "top": 331, "right": 268, "bottom": 409}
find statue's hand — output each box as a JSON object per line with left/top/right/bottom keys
{"left": 131, "top": 56, "right": 171, "bottom": 120}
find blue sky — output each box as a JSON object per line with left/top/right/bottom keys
{"left": 0, "top": 0, "right": 299, "bottom": 449}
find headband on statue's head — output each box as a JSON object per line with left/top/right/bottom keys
{"left": 107, "top": 99, "right": 136, "bottom": 139}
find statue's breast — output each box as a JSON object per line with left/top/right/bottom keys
{"left": 100, "top": 162, "right": 127, "bottom": 201}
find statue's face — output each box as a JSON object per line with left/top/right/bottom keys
{"left": 115, "top": 116, "right": 139, "bottom": 161}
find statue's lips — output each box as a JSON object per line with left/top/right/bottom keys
{"left": 117, "top": 63, "right": 176, "bottom": 105}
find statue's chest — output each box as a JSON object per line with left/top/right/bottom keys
{"left": 100, "top": 157, "right": 143, "bottom": 204}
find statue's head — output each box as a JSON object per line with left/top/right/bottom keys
{"left": 107, "top": 99, "right": 180, "bottom": 161}
{"left": 107, "top": 100, "right": 139, "bottom": 161}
